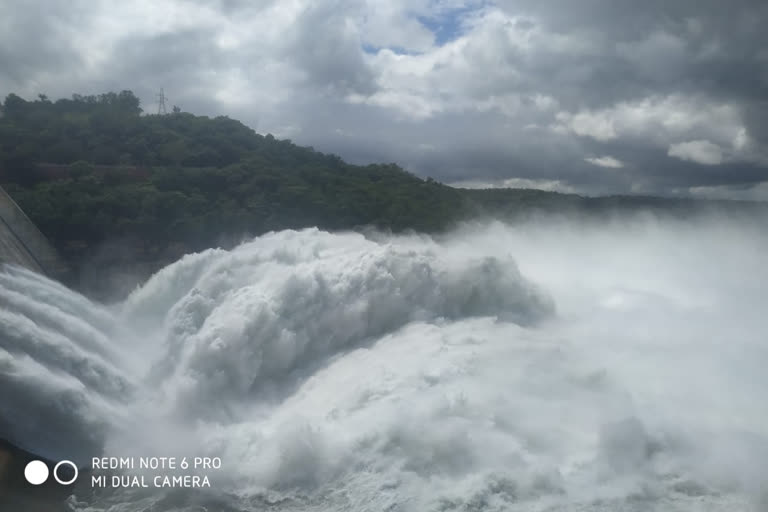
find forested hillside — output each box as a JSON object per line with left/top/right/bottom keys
{"left": 0, "top": 92, "right": 471, "bottom": 295}
{"left": 1, "top": 91, "right": 765, "bottom": 297}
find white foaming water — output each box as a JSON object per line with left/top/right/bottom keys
{"left": 1, "top": 217, "right": 767, "bottom": 511}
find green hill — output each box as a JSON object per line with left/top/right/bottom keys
{"left": 0, "top": 92, "right": 470, "bottom": 295}
{"left": 1, "top": 91, "right": 765, "bottom": 297}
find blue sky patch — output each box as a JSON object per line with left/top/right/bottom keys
{"left": 362, "top": 43, "right": 421, "bottom": 56}
{"left": 418, "top": 2, "right": 488, "bottom": 46}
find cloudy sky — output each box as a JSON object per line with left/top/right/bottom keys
{"left": 2, "top": 0, "right": 768, "bottom": 199}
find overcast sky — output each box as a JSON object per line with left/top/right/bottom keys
{"left": 2, "top": 0, "right": 768, "bottom": 199}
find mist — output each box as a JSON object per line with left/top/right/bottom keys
{"left": 1, "top": 212, "right": 767, "bottom": 511}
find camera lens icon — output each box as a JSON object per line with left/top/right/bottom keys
{"left": 24, "top": 460, "right": 78, "bottom": 486}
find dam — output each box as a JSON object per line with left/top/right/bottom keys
{"left": 0, "top": 184, "right": 68, "bottom": 279}
{"left": 0, "top": 184, "right": 72, "bottom": 509}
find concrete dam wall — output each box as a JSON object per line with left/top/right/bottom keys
{"left": 0, "top": 185, "right": 68, "bottom": 279}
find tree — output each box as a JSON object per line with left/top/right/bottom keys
{"left": 2, "top": 93, "right": 27, "bottom": 119}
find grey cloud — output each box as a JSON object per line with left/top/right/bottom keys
{"left": 284, "top": 1, "right": 377, "bottom": 96}
{"left": 101, "top": 29, "right": 228, "bottom": 110}
{"left": 1, "top": 0, "right": 767, "bottom": 199}
{"left": 493, "top": 0, "right": 768, "bottom": 106}
{"left": 0, "top": 1, "right": 88, "bottom": 88}
{"left": 420, "top": 0, "right": 768, "bottom": 194}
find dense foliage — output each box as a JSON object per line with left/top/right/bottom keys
{"left": 0, "top": 92, "right": 470, "bottom": 293}
{"left": 1, "top": 90, "right": 271, "bottom": 176}
{"left": 1, "top": 92, "right": 765, "bottom": 296}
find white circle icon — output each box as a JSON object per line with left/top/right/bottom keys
{"left": 24, "top": 460, "right": 49, "bottom": 485}
{"left": 53, "top": 460, "right": 79, "bottom": 485}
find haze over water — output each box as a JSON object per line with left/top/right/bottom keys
{"left": 1, "top": 214, "right": 767, "bottom": 511}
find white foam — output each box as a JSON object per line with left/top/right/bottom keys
{"left": 1, "top": 216, "right": 767, "bottom": 510}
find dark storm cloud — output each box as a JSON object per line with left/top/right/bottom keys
{"left": 1, "top": 0, "right": 767, "bottom": 198}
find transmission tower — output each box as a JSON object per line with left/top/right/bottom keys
{"left": 157, "top": 88, "right": 168, "bottom": 115}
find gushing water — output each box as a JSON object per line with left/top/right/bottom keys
{"left": 1, "top": 217, "right": 767, "bottom": 511}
